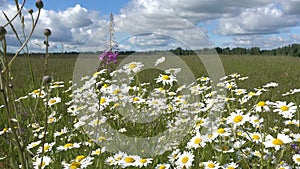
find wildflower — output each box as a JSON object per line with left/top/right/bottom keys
{"left": 234, "top": 88, "right": 247, "bottom": 95}
{"left": 249, "top": 115, "right": 264, "bottom": 128}
{"left": 292, "top": 154, "right": 300, "bottom": 165}
{"left": 155, "top": 163, "right": 171, "bottom": 169}
{"left": 47, "top": 97, "right": 61, "bottom": 107}
{"left": 263, "top": 134, "right": 292, "bottom": 150}
{"left": 37, "top": 142, "right": 55, "bottom": 154}
{"left": 63, "top": 155, "right": 94, "bottom": 169}
{"left": 33, "top": 156, "right": 51, "bottom": 169}
{"left": 165, "top": 68, "right": 181, "bottom": 75}
{"left": 120, "top": 154, "right": 140, "bottom": 168}
{"left": 91, "top": 147, "right": 106, "bottom": 156}
{"left": 50, "top": 81, "right": 64, "bottom": 89}
{"left": 223, "top": 162, "right": 239, "bottom": 169}
{"left": 202, "top": 160, "right": 220, "bottom": 169}
{"left": 35, "top": 0, "right": 44, "bottom": 9}
{"left": 30, "top": 89, "right": 46, "bottom": 98}
{"left": 27, "top": 140, "right": 42, "bottom": 150}
{"left": 263, "top": 82, "right": 278, "bottom": 88}
{"left": 168, "top": 149, "right": 180, "bottom": 163}
{"left": 99, "top": 51, "right": 118, "bottom": 64}
{"left": 123, "top": 62, "right": 144, "bottom": 74}
{"left": 56, "top": 142, "right": 81, "bottom": 151}
{"left": 255, "top": 101, "right": 270, "bottom": 112}
{"left": 54, "top": 127, "right": 68, "bottom": 137}
{"left": 175, "top": 151, "right": 194, "bottom": 168}
{"left": 154, "top": 56, "right": 166, "bottom": 66}
{"left": 137, "top": 157, "right": 152, "bottom": 168}
{"left": 246, "top": 132, "right": 262, "bottom": 143}
{"left": 273, "top": 101, "right": 297, "bottom": 119}
{"left": 226, "top": 110, "right": 249, "bottom": 127}
{"left": 156, "top": 74, "right": 177, "bottom": 86}
{"left": 187, "top": 132, "right": 207, "bottom": 149}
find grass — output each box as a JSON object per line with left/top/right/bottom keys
{"left": 1, "top": 53, "right": 299, "bottom": 169}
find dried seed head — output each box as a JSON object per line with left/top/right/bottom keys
{"left": 28, "top": 9, "right": 34, "bottom": 14}
{"left": 42, "top": 76, "right": 52, "bottom": 84}
{"left": 0, "top": 26, "right": 7, "bottom": 37}
{"left": 35, "top": 0, "right": 44, "bottom": 9}
{"left": 44, "top": 28, "right": 51, "bottom": 37}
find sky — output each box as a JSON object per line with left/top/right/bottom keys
{"left": 1, "top": 0, "right": 300, "bottom": 52}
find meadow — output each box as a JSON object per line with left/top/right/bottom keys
{"left": 1, "top": 53, "right": 299, "bottom": 168}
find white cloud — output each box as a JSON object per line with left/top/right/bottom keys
{"left": 217, "top": 5, "right": 299, "bottom": 35}
{"left": 277, "top": 0, "right": 300, "bottom": 15}
{"left": 227, "top": 35, "right": 290, "bottom": 49}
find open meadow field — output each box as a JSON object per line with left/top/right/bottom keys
{"left": 1, "top": 53, "right": 299, "bottom": 168}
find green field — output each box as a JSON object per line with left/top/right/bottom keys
{"left": 11, "top": 54, "right": 300, "bottom": 99}
{"left": 1, "top": 53, "right": 299, "bottom": 169}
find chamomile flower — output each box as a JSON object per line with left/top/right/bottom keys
{"left": 56, "top": 142, "right": 81, "bottom": 151}
{"left": 156, "top": 74, "right": 177, "bottom": 86}
{"left": 165, "top": 68, "right": 181, "bottom": 75}
{"left": 54, "top": 127, "right": 68, "bottom": 137}
{"left": 47, "top": 97, "right": 61, "bottom": 107}
{"left": 30, "top": 89, "right": 46, "bottom": 98}
{"left": 37, "top": 142, "right": 55, "bottom": 154}
{"left": 137, "top": 157, "right": 152, "bottom": 168}
{"left": 255, "top": 101, "right": 270, "bottom": 112}
{"left": 120, "top": 154, "right": 140, "bottom": 168}
{"left": 222, "top": 162, "right": 239, "bottom": 169}
{"left": 263, "top": 82, "right": 278, "bottom": 88}
{"left": 155, "top": 163, "right": 171, "bottom": 169}
{"left": 226, "top": 110, "right": 250, "bottom": 127}
{"left": 273, "top": 101, "right": 297, "bottom": 119}
{"left": 175, "top": 151, "right": 194, "bottom": 168}
{"left": 187, "top": 132, "right": 207, "bottom": 149}
{"left": 91, "top": 147, "right": 106, "bottom": 156}
{"left": 246, "top": 132, "right": 263, "bottom": 143}
{"left": 123, "top": 62, "right": 144, "bottom": 74}
{"left": 292, "top": 154, "right": 300, "bottom": 165}
{"left": 33, "top": 156, "right": 51, "bottom": 169}
{"left": 27, "top": 140, "right": 42, "bottom": 150}
{"left": 263, "top": 134, "right": 292, "bottom": 150}
{"left": 168, "top": 149, "right": 180, "bottom": 163}
{"left": 202, "top": 160, "right": 220, "bottom": 169}
{"left": 154, "top": 56, "right": 166, "bottom": 66}
{"left": 63, "top": 155, "right": 94, "bottom": 169}
{"left": 0, "top": 127, "right": 10, "bottom": 135}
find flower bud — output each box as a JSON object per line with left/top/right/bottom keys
{"left": 44, "top": 28, "right": 51, "bottom": 37}
{"left": 42, "top": 76, "right": 52, "bottom": 84}
{"left": 0, "top": 26, "right": 7, "bottom": 36}
{"left": 35, "top": 0, "right": 44, "bottom": 9}
{"left": 28, "top": 9, "right": 34, "bottom": 14}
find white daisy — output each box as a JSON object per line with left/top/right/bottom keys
{"left": 175, "top": 151, "right": 194, "bottom": 168}
{"left": 156, "top": 74, "right": 177, "bottom": 86}
{"left": 263, "top": 134, "right": 292, "bottom": 150}
{"left": 154, "top": 56, "right": 165, "bottom": 66}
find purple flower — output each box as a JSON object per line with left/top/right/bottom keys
{"left": 99, "top": 50, "right": 118, "bottom": 65}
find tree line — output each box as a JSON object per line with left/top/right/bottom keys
{"left": 169, "top": 44, "right": 300, "bottom": 56}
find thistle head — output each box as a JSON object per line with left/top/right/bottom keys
{"left": 35, "top": 0, "right": 44, "bottom": 9}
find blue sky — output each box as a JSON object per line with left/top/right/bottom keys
{"left": 1, "top": 0, "right": 300, "bottom": 52}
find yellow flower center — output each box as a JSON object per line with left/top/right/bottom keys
{"left": 233, "top": 115, "right": 243, "bottom": 123}
{"left": 181, "top": 157, "right": 189, "bottom": 163}
{"left": 140, "top": 159, "right": 147, "bottom": 163}
{"left": 100, "top": 97, "right": 106, "bottom": 104}
{"left": 129, "top": 63, "right": 137, "bottom": 69}
{"left": 257, "top": 101, "right": 266, "bottom": 107}
{"left": 39, "top": 162, "right": 45, "bottom": 167}
{"left": 49, "top": 99, "right": 56, "bottom": 104}
{"left": 159, "top": 166, "right": 166, "bottom": 169}
{"left": 252, "top": 134, "right": 260, "bottom": 140}
{"left": 194, "top": 138, "right": 202, "bottom": 144}
{"left": 162, "top": 75, "right": 170, "bottom": 80}
{"left": 113, "top": 89, "right": 121, "bottom": 95}
{"left": 133, "top": 97, "right": 140, "bottom": 102}
{"left": 3, "top": 128, "right": 7, "bottom": 132}
{"left": 70, "top": 162, "right": 81, "bottom": 169}
{"left": 296, "top": 157, "right": 300, "bottom": 162}
{"left": 44, "top": 145, "right": 50, "bottom": 151}
{"left": 98, "top": 136, "right": 106, "bottom": 141}
{"left": 103, "top": 84, "right": 109, "bottom": 88}
{"left": 75, "top": 155, "right": 85, "bottom": 162}
{"left": 217, "top": 128, "right": 225, "bottom": 134}
{"left": 280, "top": 106, "right": 289, "bottom": 111}
{"left": 64, "top": 143, "right": 73, "bottom": 148}
{"left": 208, "top": 163, "right": 215, "bottom": 168}
{"left": 124, "top": 157, "right": 135, "bottom": 163}
{"left": 227, "top": 167, "right": 235, "bottom": 169}
{"left": 272, "top": 138, "right": 284, "bottom": 145}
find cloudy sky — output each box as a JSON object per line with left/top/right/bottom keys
{"left": 1, "top": 0, "right": 300, "bottom": 52}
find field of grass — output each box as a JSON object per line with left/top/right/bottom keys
{"left": 1, "top": 53, "right": 299, "bottom": 169}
